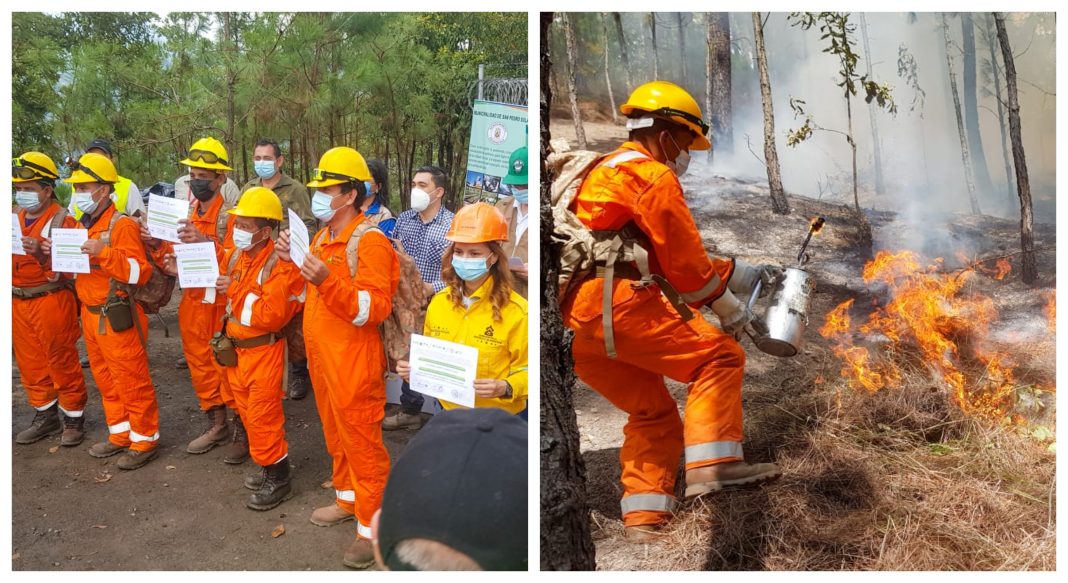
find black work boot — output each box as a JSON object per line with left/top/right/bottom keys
{"left": 222, "top": 415, "right": 250, "bottom": 464}
{"left": 244, "top": 470, "right": 265, "bottom": 491}
{"left": 247, "top": 458, "right": 293, "bottom": 510}
{"left": 288, "top": 361, "right": 310, "bottom": 400}
{"left": 16, "top": 404, "right": 62, "bottom": 444}
{"left": 60, "top": 414, "right": 86, "bottom": 447}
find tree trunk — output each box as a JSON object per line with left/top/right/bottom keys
{"left": 752, "top": 13, "right": 789, "bottom": 215}
{"left": 943, "top": 13, "right": 981, "bottom": 215}
{"left": 602, "top": 14, "right": 618, "bottom": 123}
{"left": 612, "top": 13, "right": 632, "bottom": 92}
{"left": 540, "top": 11, "right": 597, "bottom": 571}
{"left": 224, "top": 12, "right": 236, "bottom": 157}
{"left": 847, "top": 92, "right": 859, "bottom": 213}
{"left": 707, "top": 12, "right": 733, "bottom": 162}
{"left": 962, "top": 13, "right": 996, "bottom": 199}
{"left": 677, "top": 12, "right": 687, "bottom": 85}
{"left": 562, "top": 13, "right": 588, "bottom": 150}
{"left": 986, "top": 13, "right": 1017, "bottom": 207}
{"left": 649, "top": 13, "right": 660, "bottom": 79}
{"left": 859, "top": 13, "right": 886, "bottom": 196}
{"left": 994, "top": 12, "right": 1036, "bottom": 284}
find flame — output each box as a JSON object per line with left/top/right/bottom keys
{"left": 809, "top": 216, "right": 825, "bottom": 235}
{"left": 819, "top": 250, "right": 1026, "bottom": 421}
{"left": 1046, "top": 290, "right": 1056, "bottom": 334}
{"left": 993, "top": 258, "right": 1012, "bottom": 280}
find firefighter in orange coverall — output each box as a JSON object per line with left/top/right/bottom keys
{"left": 214, "top": 187, "right": 306, "bottom": 510}
{"left": 47, "top": 153, "right": 160, "bottom": 470}
{"left": 145, "top": 137, "right": 244, "bottom": 461}
{"left": 276, "top": 147, "right": 399, "bottom": 569}
{"left": 561, "top": 81, "right": 784, "bottom": 537}
{"left": 12, "top": 152, "right": 88, "bottom": 447}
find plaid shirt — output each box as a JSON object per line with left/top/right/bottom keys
{"left": 395, "top": 205, "right": 455, "bottom": 293}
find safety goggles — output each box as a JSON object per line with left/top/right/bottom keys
{"left": 648, "top": 107, "right": 710, "bottom": 136}
{"left": 186, "top": 149, "right": 229, "bottom": 165}
{"left": 311, "top": 168, "right": 358, "bottom": 184}
{"left": 12, "top": 158, "right": 58, "bottom": 181}
{"left": 75, "top": 163, "right": 109, "bottom": 183}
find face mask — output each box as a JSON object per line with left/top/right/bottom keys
{"left": 312, "top": 191, "right": 338, "bottom": 222}
{"left": 254, "top": 160, "right": 277, "bottom": 179}
{"left": 410, "top": 188, "right": 431, "bottom": 212}
{"left": 75, "top": 188, "right": 101, "bottom": 214}
{"left": 15, "top": 190, "right": 42, "bottom": 212}
{"left": 364, "top": 181, "right": 375, "bottom": 198}
{"left": 512, "top": 188, "right": 529, "bottom": 204}
{"left": 189, "top": 178, "right": 216, "bottom": 202}
{"left": 451, "top": 255, "right": 490, "bottom": 282}
{"left": 232, "top": 227, "right": 259, "bottom": 250}
{"left": 663, "top": 132, "right": 691, "bottom": 177}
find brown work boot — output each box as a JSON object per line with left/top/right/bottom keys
{"left": 684, "top": 461, "right": 782, "bottom": 499}
{"left": 381, "top": 411, "right": 422, "bottom": 431}
{"left": 60, "top": 414, "right": 85, "bottom": 447}
{"left": 222, "top": 415, "right": 250, "bottom": 464}
{"left": 247, "top": 458, "right": 293, "bottom": 511}
{"left": 88, "top": 441, "right": 126, "bottom": 458}
{"left": 310, "top": 503, "right": 355, "bottom": 527}
{"left": 117, "top": 447, "right": 158, "bottom": 470}
{"left": 625, "top": 525, "right": 663, "bottom": 542}
{"left": 186, "top": 406, "right": 231, "bottom": 454}
{"left": 15, "top": 404, "right": 61, "bottom": 444}
{"left": 342, "top": 537, "right": 375, "bottom": 570}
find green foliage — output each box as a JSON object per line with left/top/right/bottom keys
{"left": 13, "top": 12, "right": 527, "bottom": 211}
{"left": 897, "top": 44, "right": 927, "bottom": 115}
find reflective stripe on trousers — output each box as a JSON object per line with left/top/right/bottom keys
{"left": 685, "top": 441, "right": 744, "bottom": 466}
{"left": 620, "top": 493, "right": 679, "bottom": 516}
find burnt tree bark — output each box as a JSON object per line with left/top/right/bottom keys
{"left": 943, "top": 13, "right": 981, "bottom": 215}
{"left": 707, "top": 12, "right": 733, "bottom": 162}
{"left": 753, "top": 13, "right": 789, "bottom": 214}
{"left": 540, "top": 11, "right": 597, "bottom": 571}
{"left": 649, "top": 13, "right": 661, "bottom": 79}
{"left": 562, "top": 13, "right": 587, "bottom": 150}
{"left": 962, "top": 12, "right": 996, "bottom": 199}
{"left": 985, "top": 13, "right": 1017, "bottom": 206}
{"left": 994, "top": 12, "right": 1037, "bottom": 284}
{"left": 612, "top": 12, "right": 633, "bottom": 92}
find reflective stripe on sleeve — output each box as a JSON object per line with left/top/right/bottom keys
{"left": 679, "top": 274, "right": 722, "bottom": 304}
{"left": 240, "top": 293, "right": 259, "bottom": 327}
{"left": 352, "top": 290, "right": 370, "bottom": 326}
{"left": 126, "top": 258, "right": 140, "bottom": 284}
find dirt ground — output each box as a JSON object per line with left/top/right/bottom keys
{"left": 552, "top": 118, "right": 1057, "bottom": 570}
{"left": 11, "top": 298, "right": 421, "bottom": 571}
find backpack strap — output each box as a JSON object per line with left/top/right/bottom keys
{"left": 342, "top": 221, "right": 383, "bottom": 278}
{"left": 41, "top": 207, "right": 69, "bottom": 239}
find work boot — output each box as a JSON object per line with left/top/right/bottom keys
{"left": 15, "top": 404, "right": 62, "bottom": 444}
{"left": 310, "top": 503, "right": 355, "bottom": 527}
{"left": 60, "top": 414, "right": 86, "bottom": 447}
{"left": 342, "top": 537, "right": 376, "bottom": 570}
{"left": 625, "top": 525, "right": 663, "bottom": 542}
{"left": 247, "top": 458, "right": 293, "bottom": 511}
{"left": 684, "top": 461, "right": 782, "bottom": 499}
{"left": 88, "top": 441, "right": 126, "bottom": 458}
{"left": 288, "top": 370, "right": 310, "bottom": 401}
{"left": 222, "top": 415, "right": 250, "bottom": 464}
{"left": 243, "top": 471, "right": 265, "bottom": 491}
{"left": 117, "top": 447, "right": 158, "bottom": 470}
{"left": 381, "top": 411, "right": 422, "bottom": 431}
{"left": 186, "top": 406, "right": 231, "bottom": 454}
{"left": 174, "top": 355, "right": 188, "bottom": 369}
{"left": 80, "top": 355, "right": 90, "bottom": 369}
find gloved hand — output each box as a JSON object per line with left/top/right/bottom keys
{"left": 710, "top": 288, "right": 766, "bottom": 340}
{"left": 728, "top": 259, "right": 784, "bottom": 299}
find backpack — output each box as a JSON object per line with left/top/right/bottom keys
{"left": 100, "top": 211, "right": 177, "bottom": 315}
{"left": 547, "top": 138, "right": 694, "bottom": 358}
{"left": 224, "top": 247, "right": 306, "bottom": 363}
{"left": 312, "top": 222, "right": 427, "bottom": 372}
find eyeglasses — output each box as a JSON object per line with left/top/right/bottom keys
{"left": 312, "top": 168, "right": 358, "bottom": 184}
{"left": 12, "top": 158, "right": 58, "bottom": 181}
{"left": 651, "top": 107, "right": 710, "bottom": 136}
{"left": 186, "top": 149, "right": 229, "bottom": 165}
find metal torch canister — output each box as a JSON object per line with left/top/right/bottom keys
{"left": 747, "top": 267, "right": 815, "bottom": 357}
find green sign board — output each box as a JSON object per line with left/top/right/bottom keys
{"left": 464, "top": 100, "right": 528, "bottom": 204}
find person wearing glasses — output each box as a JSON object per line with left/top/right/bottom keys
{"left": 142, "top": 138, "right": 246, "bottom": 463}
{"left": 12, "top": 152, "right": 89, "bottom": 448}
{"left": 275, "top": 146, "right": 399, "bottom": 569}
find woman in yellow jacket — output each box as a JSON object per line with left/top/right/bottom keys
{"left": 397, "top": 202, "right": 527, "bottom": 415}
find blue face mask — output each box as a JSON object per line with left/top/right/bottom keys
{"left": 311, "top": 191, "right": 338, "bottom": 222}
{"left": 451, "top": 255, "right": 490, "bottom": 282}
{"left": 364, "top": 181, "right": 375, "bottom": 198}
{"left": 254, "top": 160, "right": 277, "bottom": 179}
{"left": 16, "top": 190, "right": 42, "bottom": 212}
{"left": 512, "top": 188, "right": 529, "bottom": 204}
{"left": 75, "top": 188, "right": 101, "bottom": 214}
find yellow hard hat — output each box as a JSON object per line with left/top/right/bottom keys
{"left": 228, "top": 186, "right": 283, "bottom": 221}
{"left": 180, "top": 137, "right": 233, "bottom": 171}
{"left": 13, "top": 151, "right": 60, "bottom": 183}
{"left": 66, "top": 152, "right": 118, "bottom": 184}
{"left": 446, "top": 202, "right": 509, "bottom": 243}
{"left": 307, "top": 147, "right": 371, "bottom": 188}
{"left": 620, "top": 81, "right": 712, "bottom": 151}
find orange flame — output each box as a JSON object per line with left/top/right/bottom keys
{"left": 810, "top": 216, "right": 825, "bottom": 235}
{"left": 819, "top": 250, "right": 1023, "bottom": 420}
{"left": 1046, "top": 290, "right": 1056, "bottom": 334}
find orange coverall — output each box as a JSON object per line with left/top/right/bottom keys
{"left": 561, "top": 141, "right": 744, "bottom": 527}
{"left": 304, "top": 214, "right": 399, "bottom": 541}
{"left": 155, "top": 194, "right": 236, "bottom": 411}
{"left": 13, "top": 203, "right": 87, "bottom": 417}
{"left": 221, "top": 242, "right": 305, "bottom": 467}
{"left": 75, "top": 203, "right": 160, "bottom": 452}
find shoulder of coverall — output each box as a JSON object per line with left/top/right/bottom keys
{"left": 600, "top": 141, "right": 680, "bottom": 196}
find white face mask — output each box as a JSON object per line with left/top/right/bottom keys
{"left": 74, "top": 187, "right": 102, "bottom": 214}
{"left": 410, "top": 187, "right": 432, "bottom": 212}
{"left": 664, "top": 132, "right": 691, "bottom": 177}
{"left": 232, "top": 227, "right": 257, "bottom": 250}
{"left": 15, "top": 190, "right": 42, "bottom": 212}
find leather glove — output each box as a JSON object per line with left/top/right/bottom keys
{"left": 710, "top": 288, "right": 761, "bottom": 340}
{"left": 728, "top": 259, "right": 785, "bottom": 299}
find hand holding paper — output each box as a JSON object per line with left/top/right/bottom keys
{"left": 173, "top": 242, "right": 219, "bottom": 288}
{"left": 50, "top": 228, "right": 90, "bottom": 273}
{"left": 146, "top": 194, "right": 189, "bottom": 243}
{"left": 408, "top": 334, "right": 479, "bottom": 408}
